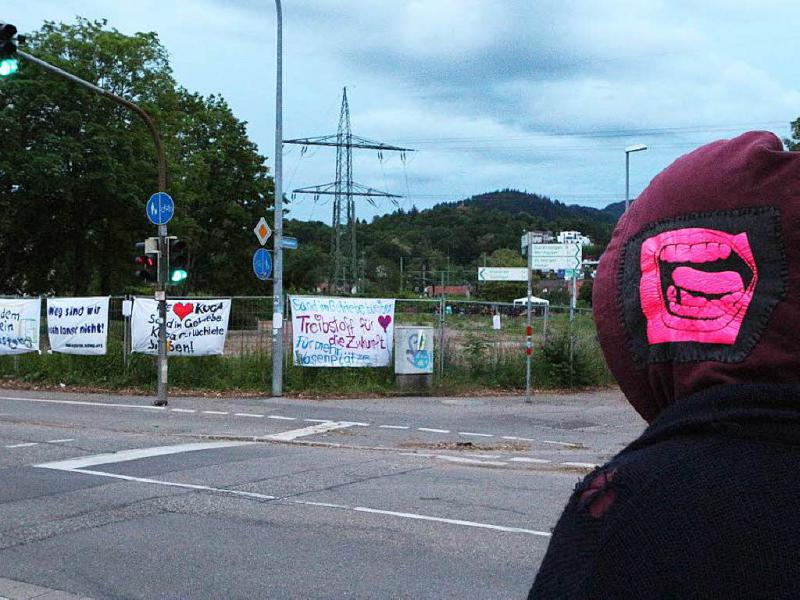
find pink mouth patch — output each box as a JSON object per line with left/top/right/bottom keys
{"left": 639, "top": 228, "right": 758, "bottom": 345}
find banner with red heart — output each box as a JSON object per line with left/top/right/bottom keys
{"left": 173, "top": 302, "right": 194, "bottom": 321}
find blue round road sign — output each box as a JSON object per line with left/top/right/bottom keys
{"left": 146, "top": 192, "right": 175, "bottom": 225}
{"left": 253, "top": 248, "right": 273, "bottom": 281}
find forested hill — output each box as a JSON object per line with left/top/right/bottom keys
{"left": 284, "top": 189, "right": 620, "bottom": 292}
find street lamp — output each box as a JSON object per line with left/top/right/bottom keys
{"left": 625, "top": 144, "right": 647, "bottom": 212}
{"left": 271, "top": 0, "right": 285, "bottom": 397}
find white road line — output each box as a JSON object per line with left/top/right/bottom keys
{"left": 0, "top": 396, "right": 165, "bottom": 411}
{"left": 202, "top": 411, "right": 229, "bottom": 415}
{"left": 347, "top": 422, "right": 370, "bottom": 427}
{"left": 267, "top": 415, "right": 296, "bottom": 421}
{"left": 171, "top": 408, "right": 196, "bottom": 413}
{"left": 45, "top": 439, "right": 75, "bottom": 444}
{"left": 265, "top": 422, "right": 357, "bottom": 442}
{"left": 562, "top": 462, "right": 598, "bottom": 468}
{"left": 418, "top": 428, "right": 450, "bottom": 434}
{"left": 351, "top": 506, "right": 551, "bottom": 537}
{"left": 542, "top": 440, "right": 579, "bottom": 447}
{"left": 35, "top": 441, "right": 251, "bottom": 471}
{"left": 458, "top": 432, "right": 493, "bottom": 438}
{"left": 501, "top": 436, "right": 535, "bottom": 442}
{"left": 379, "top": 425, "right": 409, "bottom": 430}
{"left": 437, "top": 455, "right": 508, "bottom": 467}
{"left": 510, "top": 457, "right": 551, "bottom": 464}
{"left": 70, "top": 468, "right": 278, "bottom": 500}
{"left": 5, "top": 442, "right": 38, "bottom": 448}
{"left": 35, "top": 442, "right": 551, "bottom": 538}
{"left": 235, "top": 413, "right": 264, "bottom": 418}
{"left": 303, "top": 419, "right": 332, "bottom": 423}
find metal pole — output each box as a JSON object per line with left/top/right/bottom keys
{"left": 625, "top": 151, "right": 630, "bottom": 212}
{"left": 271, "top": 0, "right": 285, "bottom": 397}
{"left": 18, "top": 49, "right": 170, "bottom": 407}
{"left": 525, "top": 232, "right": 533, "bottom": 404}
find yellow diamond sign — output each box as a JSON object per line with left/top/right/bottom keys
{"left": 254, "top": 217, "right": 272, "bottom": 246}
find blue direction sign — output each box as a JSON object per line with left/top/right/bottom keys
{"left": 282, "top": 236, "right": 298, "bottom": 250}
{"left": 252, "top": 248, "right": 273, "bottom": 281}
{"left": 146, "top": 192, "right": 175, "bottom": 225}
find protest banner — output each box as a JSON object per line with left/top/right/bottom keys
{"left": 290, "top": 296, "right": 395, "bottom": 367}
{"left": 131, "top": 298, "right": 231, "bottom": 356}
{"left": 47, "top": 297, "right": 109, "bottom": 355}
{"left": 0, "top": 298, "right": 41, "bottom": 355}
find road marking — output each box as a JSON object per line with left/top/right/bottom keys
{"left": 418, "top": 428, "right": 450, "bottom": 434}
{"left": 235, "top": 413, "right": 265, "bottom": 418}
{"left": 265, "top": 422, "right": 357, "bottom": 442}
{"left": 542, "top": 440, "right": 579, "bottom": 447}
{"left": 171, "top": 408, "right": 196, "bottom": 413}
{"left": 202, "top": 411, "right": 229, "bottom": 415}
{"left": 562, "top": 462, "right": 598, "bottom": 468}
{"left": 501, "top": 436, "right": 535, "bottom": 442}
{"left": 510, "top": 457, "right": 551, "bottom": 464}
{"left": 36, "top": 442, "right": 550, "bottom": 539}
{"left": 5, "top": 442, "right": 38, "bottom": 448}
{"left": 351, "top": 506, "right": 551, "bottom": 537}
{"left": 0, "top": 396, "right": 165, "bottom": 411}
{"left": 437, "top": 455, "right": 507, "bottom": 467}
{"left": 458, "top": 432, "right": 493, "bottom": 438}
{"left": 379, "top": 425, "right": 409, "bottom": 430}
{"left": 71, "top": 468, "right": 278, "bottom": 500}
{"left": 45, "top": 439, "right": 75, "bottom": 444}
{"left": 35, "top": 441, "right": 251, "bottom": 471}
{"left": 267, "top": 415, "right": 296, "bottom": 421}
{"left": 304, "top": 419, "right": 332, "bottom": 423}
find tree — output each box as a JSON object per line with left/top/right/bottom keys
{"left": 0, "top": 18, "right": 272, "bottom": 295}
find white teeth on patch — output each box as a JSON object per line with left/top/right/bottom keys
{"left": 659, "top": 242, "right": 731, "bottom": 263}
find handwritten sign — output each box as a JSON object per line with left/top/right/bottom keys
{"left": 394, "top": 326, "right": 434, "bottom": 374}
{"left": 290, "top": 296, "right": 395, "bottom": 367}
{"left": 130, "top": 298, "right": 231, "bottom": 356}
{"left": 47, "top": 297, "right": 109, "bottom": 355}
{"left": 0, "top": 298, "right": 41, "bottom": 355}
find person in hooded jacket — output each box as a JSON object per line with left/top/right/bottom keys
{"left": 529, "top": 131, "right": 800, "bottom": 599}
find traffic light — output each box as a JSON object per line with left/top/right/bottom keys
{"left": 0, "top": 23, "right": 19, "bottom": 78}
{"left": 134, "top": 238, "right": 159, "bottom": 283}
{"left": 168, "top": 239, "right": 188, "bottom": 284}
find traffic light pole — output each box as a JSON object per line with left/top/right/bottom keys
{"left": 17, "top": 49, "right": 170, "bottom": 406}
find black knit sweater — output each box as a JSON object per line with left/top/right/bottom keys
{"left": 529, "top": 384, "right": 800, "bottom": 599}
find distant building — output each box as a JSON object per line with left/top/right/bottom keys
{"left": 424, "top": 285, "right": 471, "bottom": 298}
{"left": 557, "top": 230, "right": 593, "bottom": 246}
{"left": 528, "top": 230, "right": 554, "bottom": 244}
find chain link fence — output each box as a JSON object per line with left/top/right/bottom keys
{"left": 0, "top": 294, "right": 610, "bottom": 391}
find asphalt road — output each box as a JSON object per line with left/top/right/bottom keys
{"left": 0, "top": 389, "right": 644, "bottom": 600}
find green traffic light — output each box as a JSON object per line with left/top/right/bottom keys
{"left": 170, "top": 269, "right": 188, "bottom": 283}
{"left": 0, "top": 58, "right": 18, "bottom": 78}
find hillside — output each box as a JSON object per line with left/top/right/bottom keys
{"left": 283, "top": 189, "right": 620, "bottom": 293}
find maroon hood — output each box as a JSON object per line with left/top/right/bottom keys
{"left": 593, "top": 131, "right": 800, "bottom": 422}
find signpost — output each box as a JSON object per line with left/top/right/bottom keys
{"left": 254, "top": 217, "right": 272, "bottom": 245}
{"left": 146, "top": 192, "right": 174, "bottom": 226}
{"left": 529, "top": 243, "right": 582, "bottom": 271}
{"left": 477, "top": 267, "right": 527, "bottom": 282}
{"left": 253, "top": 248, "right": 273, "bottom": 281}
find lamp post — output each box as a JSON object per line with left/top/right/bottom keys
{"left": 625, "top": 144, "right": 647, "bottom": 212}
{"left": 271, "top": 0, "right": 285, "bottom": 397}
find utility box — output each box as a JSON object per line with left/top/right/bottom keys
{"left": 394, "top": 326, "right": 434, "bottom": 391}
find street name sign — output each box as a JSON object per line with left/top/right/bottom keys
{"left": 282, "top": 236, "right": 298, "bottom": 250}
{"left": 477, "top": 267, "right": 528, "bottom": 282}
{"left": 146, "top": 192, "right": 174, "bottom": 226}
{"left": 254, "top": 217, "right": 272, "bottom": 246}
{"left": 530, "top": 243, "right": 582, "bottom": 271}
{"left": 252, "top": 248, "right": 273, "bottom": 281}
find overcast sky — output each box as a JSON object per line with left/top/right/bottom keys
{"left": 8, "top": 1, "right": 800, "bottom": 223}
